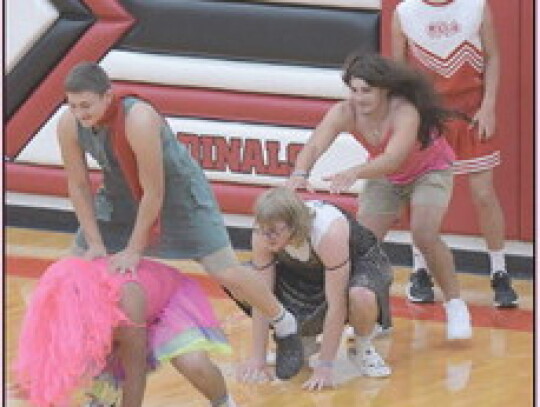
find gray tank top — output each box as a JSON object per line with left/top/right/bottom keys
{"left": 75, "top": 97, "right": 230, "bottom": 259}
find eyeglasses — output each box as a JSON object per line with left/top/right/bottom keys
{"left": 254, "top": 224, "right": 290, "bottom": 240}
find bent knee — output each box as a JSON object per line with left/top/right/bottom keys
{"left": 173, "top": 351, "right": 211, "bottom": 373}
{"left": 119, "top": 282, "right": 146, "bottom": 323}
{"left": 349, "top": 286, "right": 376, "bottom": 305}
{"left": 412, "top": 229, "right": 440, "bottom": 250}
{"left": 471, "top": 187, "right": 497, "bottom": 208}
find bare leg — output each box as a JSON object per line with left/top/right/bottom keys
{"left": 410, "top": 204, "right": 460, "bottom": 301}
{"left": 170, "top": 351, "right": 228, "bottom": 402}
{"left": 348, "top": 287, "right": 391, "bottom": 377}
{"left": 357, "top": 212, "right": 400, "bottom": 240}
{"left": 115, "top": 282, "right": 147, "bottom": 407}
{"left": 68, "top": 244, "right": 85, "bottom": 256}
{"left": 468, "top": 169, "right": 505, "bottom": 251}
{"left": 211, "top": 264, "right": 283, "bottom": 319}
{"left": 348, "top": 287, "right": 378, "bottom": 336}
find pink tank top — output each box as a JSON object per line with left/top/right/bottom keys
{"left": 353, "top": 129, "right": 455, "bottom": 184}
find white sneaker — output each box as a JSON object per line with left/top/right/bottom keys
{"left": 345, "top": 324, "right": 392, "bottom": 341}
{"left": 225, "top": 395, "right": 238, "bottom": 407}
{"left": 356, "top": 343, "right": 391, "bottom": 378}
{"left": 373, "top": 324, "right": 393, "bottom": 337}
{"left": 345, "top": 325, "right": 355, "bottom": 341}
{"left": 444, "top": 298, "right": 472, "bottom": 340}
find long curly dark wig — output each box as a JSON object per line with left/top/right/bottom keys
{"left": 342, "top": 52, "right": 469, "bottom": 149}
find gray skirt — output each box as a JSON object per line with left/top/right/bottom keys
{"left": 275, "top": 243, "right": 393, "bottom": 337}
{"left": 74, "top": 194, "right": 230, "bottom": 260}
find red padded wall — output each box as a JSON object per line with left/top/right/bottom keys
{"left": 7, "top": 0, "right": 532, "bottom": 242}
{"left": 518, "top": 0, "right": 534, "bottom": 241}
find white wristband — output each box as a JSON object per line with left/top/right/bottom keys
{"left": 310, "top": 359, "right": 334, "bottom": 369}
{"left": 290, "top": 169, "right": 309, "bottom": 178}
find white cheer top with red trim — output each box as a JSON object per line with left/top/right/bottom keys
{"left": 396, "top": 0, "right": 485, "bottom": 99}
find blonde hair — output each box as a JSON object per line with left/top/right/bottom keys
{"left": 254, "top": 187, "right": 314, "bottom": 245}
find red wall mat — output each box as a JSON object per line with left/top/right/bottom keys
{"left": 381, "top": 0, "right": 525, "bottom": 240}
{"left": 518, "top": 0, "right": 534, "bottom": 241}
{"left": 113, "top": 82, "right": 333, "bottom": 128}
{"left": 6, "top": 162, "right": 358, "bottom": 216}
{"left": 5, "top": 0, "right": 135, "bottom": 158}
{"left": 7, "top": 0, "right": 532, "bottom": 241}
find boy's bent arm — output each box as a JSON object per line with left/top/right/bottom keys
{"left": 58, "top": 111, "right": 105, "bottom": 253}
{"left": 316, "top": 218, "right": 350, "bottom": 364}
{"left": 249, "top": 233, "right": 276, "bottom": 362}
{"left": 123, "top": 103, "right": 165, "bottom": 255}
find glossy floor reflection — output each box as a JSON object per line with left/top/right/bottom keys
{"left": 5, "top": 227, "right": 534, "bottom": 407}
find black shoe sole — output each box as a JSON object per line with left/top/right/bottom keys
{"left": 407, "top": 297, "right": 436, "bottom": 304}
{"left": 494, "top": 301, "right": 519, "bottom": 308}
{"left": 406, "top": 284, "right": 435, "bottom": 303}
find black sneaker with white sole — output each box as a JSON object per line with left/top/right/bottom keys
{"left": 491, "top": 271, "right": 518, "bottom": 308}
{"left": 406, "top": 268, "right": 435, "bottom": 303}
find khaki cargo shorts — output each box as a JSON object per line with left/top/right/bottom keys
{"left": 359, "top": 169, "right": 453, "bottom": 216}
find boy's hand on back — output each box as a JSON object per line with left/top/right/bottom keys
{"left": 108, "top": 250, "right": 141, "bottom": 275}
{"left": 83, "top": 244, "right": 107, "bottom": 261}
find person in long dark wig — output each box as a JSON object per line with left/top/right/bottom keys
{"left": 286, "top": 52, "right": 472, "bottom": 341}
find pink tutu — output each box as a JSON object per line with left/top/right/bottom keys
{"left": 13, "top": 257, "right": 230, "bottom": 407}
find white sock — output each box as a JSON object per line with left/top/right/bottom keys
{"left": 488, "top": 249, "right": 506, "bottom": 275}
{"left": 271, "top": 307, "right": 297, "bottom": 337}
{"left": 355, "top": 331, "right": 376, "bottom": 354}
{"left": 412, "top": 245, "right": 428, "bottom": 271}
{"left": 226, "top": 395, "right": 238, "bottom": 407}
{"left": 211, "top": 394, "right": 237, "bottom": 407}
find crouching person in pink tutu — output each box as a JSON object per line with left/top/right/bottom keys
{"left": 13, "top": 256, "right": 238, "bottom": 407}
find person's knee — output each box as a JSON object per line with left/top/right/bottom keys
{"left": 469, "top": 171, "right": 498, "bottom": 206}
{"left": 173, "top": 351, "right": 212, "bottom": 376}
{"left": 470, "top": 184, "right": 497, "bottom": 208}
{"left": 213, "top": 265, "right": 252, "bottom": 298}
{"left": 349, "top": 286, "right": 376, "bottom": 308}
{"left": 212, "top": 266, "right": 237, "bottom": 287}
{"left": 119, "top": 282, "right": 146, "bottom": 324}
{"left": 357, "top": 213, "right": 397, "bottom": 240}
{"left": 412, "top": 228, "right": 439, "bottom": 252}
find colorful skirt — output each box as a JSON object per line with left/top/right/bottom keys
{"left": 14, "top": 257, "right": 230, "bottom": 407}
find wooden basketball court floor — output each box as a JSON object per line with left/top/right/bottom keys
{"left": 5, "top": 226, "right": 534, "bottom": 407}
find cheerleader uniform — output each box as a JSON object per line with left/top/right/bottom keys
{"left": 396, "top": 0, "right": 501, "bottom": 174}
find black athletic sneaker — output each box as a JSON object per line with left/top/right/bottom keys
{"left": 406, "top": 268, "right": 435, "bottom": 303}
{"left": 274, "top": 332, "right": 304, "bottom": 380}
{"left": 491, "top": 271, "right": 518, "bottom": 308}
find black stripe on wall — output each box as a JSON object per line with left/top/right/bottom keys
{"left": 119, "top": 0, "right": 379, "bottom": 67}
{"left": 6, "top": 0, "right": 94, "bottom": 119}
{"left": 6, "top": 205, "right": 533, "bottom": 278}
